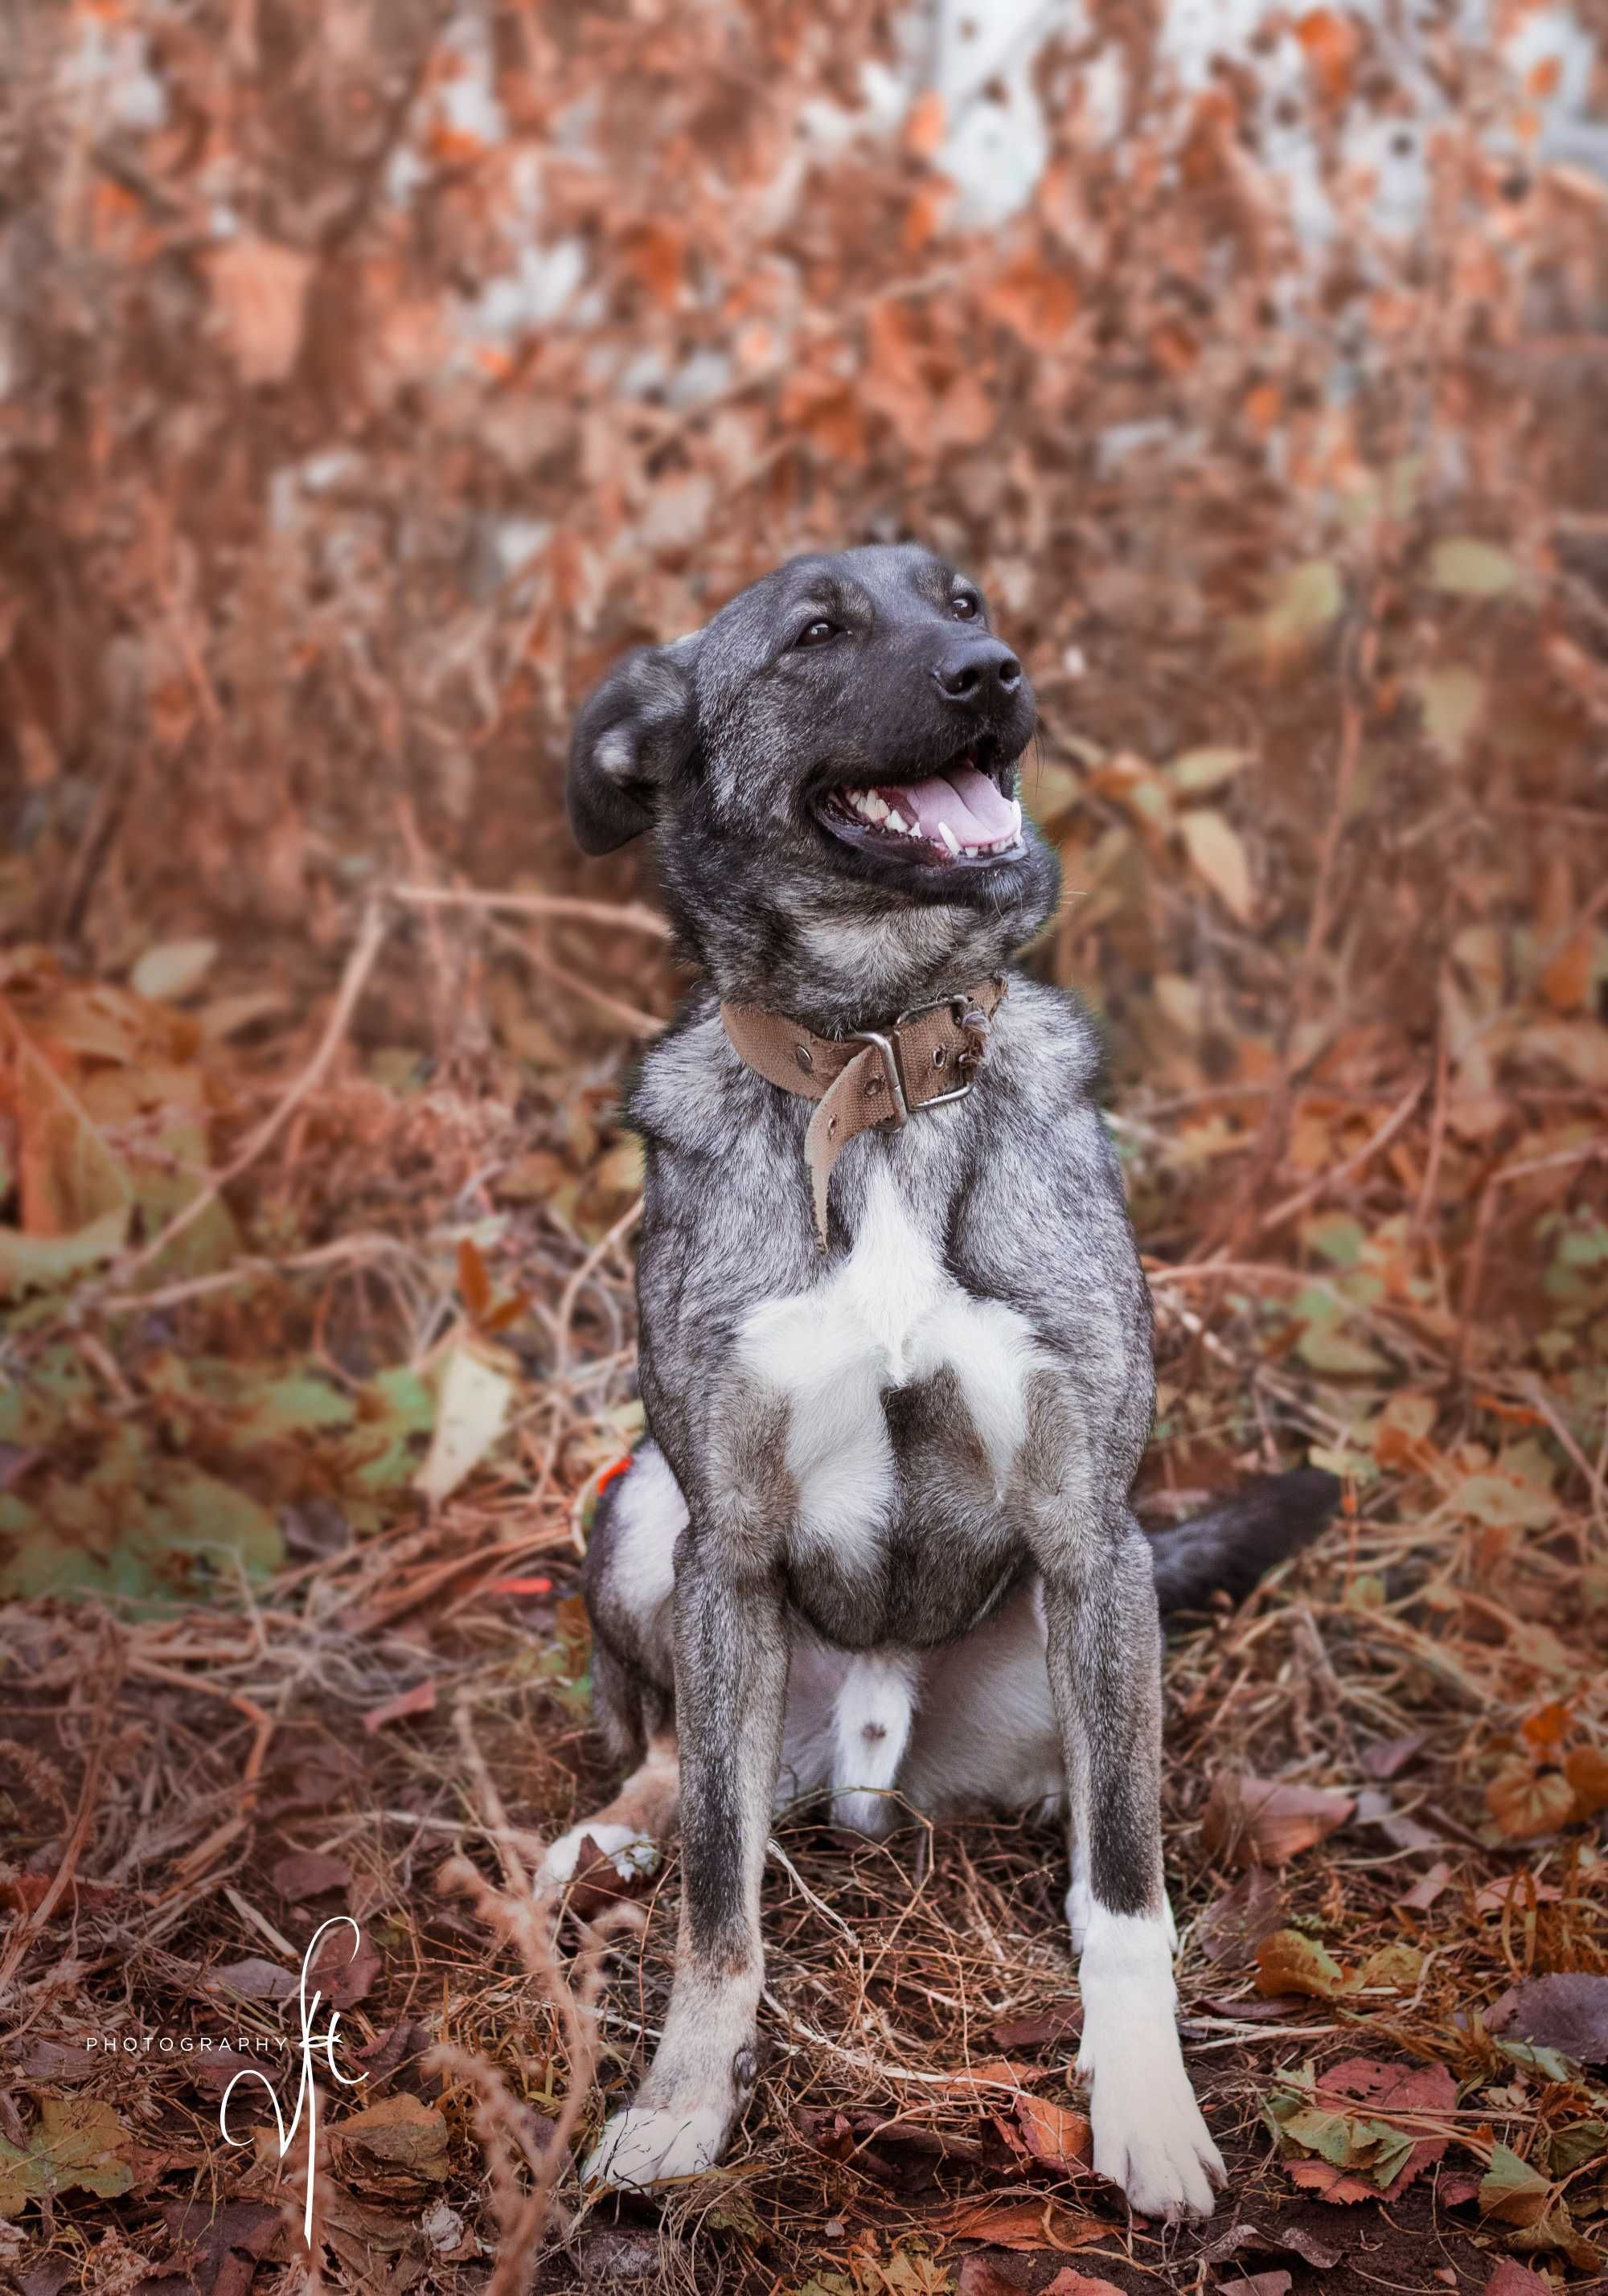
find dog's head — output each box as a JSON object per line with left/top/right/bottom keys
{"left": 568, "top": 543, "right": 1059, "bottom": 1027}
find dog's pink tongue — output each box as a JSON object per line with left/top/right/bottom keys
{"left": 885, "top": 765, "right": 1016, "bottom": 847}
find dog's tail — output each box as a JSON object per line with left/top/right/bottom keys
{"left": 1147, "top": 1466, "right": 1339, "bottom": 1616}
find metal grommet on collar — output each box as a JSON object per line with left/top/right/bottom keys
{"left": 933, "top": 1046, "right": 947, "bottom": 1067}
{"left": 795, "top": 1043, "right": 814, "bottom": 1072}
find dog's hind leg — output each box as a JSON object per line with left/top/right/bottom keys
{"left": 538, "top": 1444, "right": 686, "bottom": 1895}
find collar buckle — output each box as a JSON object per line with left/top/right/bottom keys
{"left": 842, "top": 1027, "right": 909, "bottom": 1125}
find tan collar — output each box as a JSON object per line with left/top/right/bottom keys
{"left": 720, "top": 976, "right": 1008, "bottom": 1248}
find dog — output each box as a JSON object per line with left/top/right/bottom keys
{"left": 545, "top": 543, "right": 1337, "bottom": 2220}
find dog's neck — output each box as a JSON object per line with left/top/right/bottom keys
{"left": 686, "top": 898, "right": 1027, "bottom": 1039}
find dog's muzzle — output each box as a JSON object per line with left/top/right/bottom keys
{"left": 720, "top": 978, "right": 1007, "bottom": 1248}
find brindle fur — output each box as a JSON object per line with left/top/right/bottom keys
{"left": 555, "top": 543, "right": 1337, "bottom": 2219}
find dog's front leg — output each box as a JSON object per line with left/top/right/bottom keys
{"left": 583, "top": 1525, "right": 787, "bottom": 2189}
{"left": 1036, "top": 1519, "right": 1224, "bottom": 2221}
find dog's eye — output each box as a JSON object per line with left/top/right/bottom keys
{"left": 951, "top": 593, "right": 980, "bottom": 621}
{"left": 794, "top": 619, "right": 839, "bottom": 649}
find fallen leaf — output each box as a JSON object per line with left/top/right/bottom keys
{"left": 1401, "top": 1860, "right": 1454, "bottom": 1911}
{"left": 328, "top": 2093, "right": 451, "bottom": 2184}
{"left": 310, "top": 1922, "right": 379, "bottom": 2011}
{"left": 1013, "top": 2095, "right": 1093, "bottom": 2175}
{"left": 1484, "top": 2264, "right": 1557, "bottom": 2296}
{"left": 269, "top": 1851, "right": 351, "bottom": 1903}
{"left": 1196, "top": 1864, "right": 1286, "bottom": 1966}
{"left": 1202, "top": 1773, "right": 1355, "bottom": 1868}
{"left": 129, "top": 939, "right": 218, "bottom": 1002}
{"left": 1170, "top": 744, "right": 1256, "bottom": 795}
{"left": 1270, "top": 2057, "right": 1455, "bottom": 2204}
{"left": 207, "top": 234, "right": 314, "bottom": 386}
{"left": 1565, "top": 1744, "right": 1608, "bottom": 1822}
{"left": 1361, "top": 1731, "right": 1429, "bottom": 1780}
{"left": 1221, "top": 2277, "right": 1291, "bottom": 2296}
{"left": 0, "top": 2098, "right": 134, "bottom": 2216}
{"left": 362, "top": 1678, "right": 437, "bottom": 1733}
{"left": 1479, "top": 2142, "right": 1552, "bottom": 2227}
{"left": 1200, "top": 2221, "right": 1343, "bottom": 2272}
{"left": 1486, "top": 1761, "right": 1577, "bottom": 1839}
{"left": 1474, "top": 1874, "right": 1563, "bottom": 1916}
{"left": 954, "top": 2262, "right": 1023, "bottom": 2296}
{"left": 1488, "top": 1973, "right": 1608, "bottom": 2065}
{"left": 1044, "top": 2273, "right": 1127, "bottom": 2296}
{"left": 158, "top": 2196, "right": 281, "bottom": 2296}
{"left": 0, "top": 1205, "right": 129, "bottom": 1299}
{"left": 204, "top": 1956, "right": 295, "bottom": 2002}
{"left": 923, "top": 2194, "right": 1105, "bottom": 2250}
{"left": 413, "top": 1339, "right": 515, "bottom": 1504}
{"left": 991, "top": 2002, "right": 1081, "bottom": 2050}
{"left": 1256, "top": 1929, "right": 1349, "bottom": 1999}
{"left": 1431, "top": 536, "right": 1519, "bottom": 597}
{"left": 1179, "top": 809, "right": 1254, "bottom": 924}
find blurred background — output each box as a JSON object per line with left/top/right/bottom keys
{"left": 2, "top": 5, "right": 1607, "bottom": 2292}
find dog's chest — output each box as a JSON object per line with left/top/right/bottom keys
{"left": 735, "top": 1166, "right": 1049, "bottom": 1600}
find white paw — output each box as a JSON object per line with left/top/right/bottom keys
{"left": 581, "top": 2103, "right": 728, "bottom": 2189}
{"left": 1080, "top": 2043, "right": 1224, "bottom": 2220}
{"left": 1075, "top": 1905, "right": 1222, "bottom": 2221}
{"left": 538, "top": 1821, "right": 659, "bottom": 1895}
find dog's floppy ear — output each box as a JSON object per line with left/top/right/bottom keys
{"left": 567, "top": 637, "right": 699, "bottom": 855}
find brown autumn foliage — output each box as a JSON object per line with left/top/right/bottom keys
{"left": 1, "top": 3, "right": 1606, "bottom": 2293}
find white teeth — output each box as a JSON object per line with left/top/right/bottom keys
{"left": 866, "top": 793, "right": 889, "bottom": 822}
{"left": 937, "top": 821, "right": 960, "bottom": 857}
{"left": 886, "top": 808, "right": 910, "bottom": 834}
{"left": 1009, "top": 797, "right": 1022, "bottom": 834}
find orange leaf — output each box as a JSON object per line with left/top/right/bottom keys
{"left": 925, "top": 2195, "right": 1106, "bottom": 2251}
{"left": 457, "top": 1236, "right": 491, "bottom": 1321}
{"left": 1565, "top": 1744, "right": 1608, "bottom": 1822}
{"left": 1202, "top": 1773, "right": 1355, "bottom": 1868}
{"left": 1294, "top": 9, "right": 1360, "bottom": 104}
{"left": 1014, "top": 2093, "right": 1093, "bottom": 2175}
{"left": 1540, "top": 927, "right": 1594, "bottom": 1014}
{"left": 1520, "top": 1702, "right": 1573, "bottom": 1759}
{"left": 978, "top": 252, "right": 1080, "bottom": 352}
{"left": 904, "top": 88, "right": 946, "bottom": 160}
{"left": 1485, "top": 1757, "right": 1577, "bottom": 1841}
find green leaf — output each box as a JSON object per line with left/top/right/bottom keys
{"left": 1264, "top": 559, "right": 1344, "bottom": 649}
{"left": 1170, "top": 745, "right": 1256, "bottom": 796}
{"left": 1479, "top": 2141, "right": 1553, "bottom": 2226}
{"left": 1413, "top": 665, "right": 1485, "bottom": 761}
{"left": 0, "top": 1206, "right": 129, "bottom": 1298}
{"left": 1430, "top": 537, "right": 1519, "bottom": 598}
{"left": 1257, "top": 1928, "right": 1349, "bottom": 1999}
{"left": 130, "top": 938, "right": 218, "bottom": 1001}
{"left": 1551, "top": 2119, "right": 1608, "bottom": 2176}
{"left": 0, "top": 2098, "right": 134, "bottom": 2216}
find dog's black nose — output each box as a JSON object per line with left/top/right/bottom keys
{"left": 933, "top": 639, "right": 1023, "bottom": 704}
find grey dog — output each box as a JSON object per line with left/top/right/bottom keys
{"left": 544, "top": 543, "right": 1336, "bottom": 2220}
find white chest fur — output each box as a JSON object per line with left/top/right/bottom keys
{"left": 736, "top": 1169, "right": 1049, "bottom": 1562}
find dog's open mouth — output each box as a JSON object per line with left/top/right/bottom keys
{"left": 814, "top": 746, "right": 1023, "bottom": 869}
